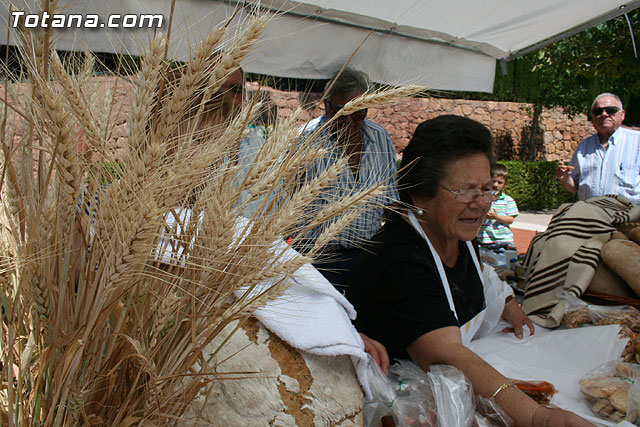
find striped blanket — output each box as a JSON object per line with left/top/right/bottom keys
{"left": 522, "top": 195, "right": 640, "bottom": 328}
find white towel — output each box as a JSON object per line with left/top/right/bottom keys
{"left": 231, "top": 224, "right": 373, "bottom": 398}
{"left": 156, "top": 212, "right": 374, "bottom": 397}
{"left": 228, "top": 216, "right": 373, "bottom": 398}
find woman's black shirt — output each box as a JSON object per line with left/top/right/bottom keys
{"left": 347, "top": 213, "right": 484, "bottom": 360}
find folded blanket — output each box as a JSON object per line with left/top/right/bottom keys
{"left": 522, "top": 195, "right": 640, "bottom": 328}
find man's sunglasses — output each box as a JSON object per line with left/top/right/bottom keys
{"left": 591, "top": 106, "right": 620, "bottom": 116}
{"left": 330, "top": 104, "right": 368, "bottom": 120}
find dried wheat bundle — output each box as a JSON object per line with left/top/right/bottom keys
{"left": 0, "top": 4, "right": 416, "bottom": 426}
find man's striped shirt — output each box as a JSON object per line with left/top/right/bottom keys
{"left": 300, "top": 115, "right": 399, "bottom": 248}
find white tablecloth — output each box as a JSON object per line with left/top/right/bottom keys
{"left": 469, "top": 323, "right": 628, "bottom": 427}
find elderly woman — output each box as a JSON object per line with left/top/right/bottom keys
{"left": 348, "top": 115, "right": 593, "bottom": 426}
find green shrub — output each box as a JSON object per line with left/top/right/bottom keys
{"left": 500, "top": 161, "right": 577, "bottom": 211}
{"left": 89, "top": 161, "right": 125, "bottom": 184}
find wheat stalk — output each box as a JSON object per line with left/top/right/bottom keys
{"left": 49, "top": 51, "right": 103, "bottom": 150}
{"left": 0, "top": 6, "right": 407, "bottom": 426}
{"left": 338, "top": 84, "right": 426, "bottom": 116}
{"left": 128, "top": 35, "right": 165, "bottom": 156}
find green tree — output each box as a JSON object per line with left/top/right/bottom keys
{"left": 500, "top": 10, "right": 640, "bottom": 121}
{"left": 476, "top": 10, "right": 640, "bottom": 159}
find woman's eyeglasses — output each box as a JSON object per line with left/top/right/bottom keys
{"left": 591, "top": 106, "right": 620, "bottom": 117}
{"left": 439, "top": 184, "right": 496, "bottom": 203}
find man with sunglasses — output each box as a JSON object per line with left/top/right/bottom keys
{"left": 557, "top": 93, "right": 640, "bottom": 205}
{"left": 298, "top": 68, "right": 399, "bottom": 290}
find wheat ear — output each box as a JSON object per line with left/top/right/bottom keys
{"left": 194, "top": 14, "right": 270, "bottom": 121}
{"left": 151, "top": 24, "right": 229, "bottom": 144}
{"left": 338, "top": 85, "right": 426, "bottom": 116}
{"left": 128, "top": 36, "right": 166, "bottom": 156}
{"left": 49, "top": 51, "right": 103, "bottom": 149}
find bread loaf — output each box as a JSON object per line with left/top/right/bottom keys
{"left": 588, "top": 259, "right": 637, "bottom": 298}
{"left": 629, "top": 227, "right": 640, "bottom": 245}
{"left": 610, "top": 231, "right": 630, "bottom": 241}
{"left": 601, "top": 240, "right": 640, "bottom": 296}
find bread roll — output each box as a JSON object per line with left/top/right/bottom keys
{"left": 629, "top": 226, "right": 640, "bottom": 245}
{"left": 601, "top": 240, "right": 640, "bottom": 296}
{"left": 588, "top": 259, "right": 637, "bottom": 298}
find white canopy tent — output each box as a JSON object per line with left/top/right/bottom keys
{"left": 2, "top": 0, "right": 639, "bottom": 91}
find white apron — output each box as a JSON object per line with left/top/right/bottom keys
{"left": 407, "top": 211, "right": 487, "bottom": 346}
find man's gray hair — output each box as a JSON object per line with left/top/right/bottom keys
{"left": 591, "top": 93, "right": 623, "bottom": 110}
{"left": 324, "top": 68, "right": 370, "bottom": 101}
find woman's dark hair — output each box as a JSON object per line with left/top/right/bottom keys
{"left": 399, "top": 115, "right": 494, "bottom": 205}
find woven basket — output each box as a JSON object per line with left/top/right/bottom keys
{"left": 582, "top": 290, "right": 640, "bottom": 310}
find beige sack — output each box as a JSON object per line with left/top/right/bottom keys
{"left": 601, "top": 240, "right": 640, "bottom": 297}
{"left": 588, "top": 259, "right": 637, "bottom": 298}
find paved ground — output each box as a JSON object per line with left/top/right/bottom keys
{"left": 513, "top": 210, "right": 555, "bottom": 232}
{"left": 511, "top": 210, "right": 556, "bottom": 253}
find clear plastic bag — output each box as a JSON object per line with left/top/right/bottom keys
{"left": 588, "top": 304, "right": 640, "bottom": 332}
{"left": 389, "top": 360, "right": 437, "bottom": 427}
{"left": 428, "top": 365, "right": 475, "bottom": 427}
{"left": 364, "top": 355, "right": 396, "bottom": 427}
{"left": 391, "top": 397, "right": 437, "bottom": 427}
{"left": 627, "top": 380, "right": 640, "bottom": 424}
{"left": 475, "top": 395, "right": 512, "bottom": 427}
{"left": 558, "top": 291, "right": 591, "bottom": 328}
{"left": 392, "top": 360, "right": 434, "bottom": 402}
{"left": 579, "top": 361, "right": 640, "bottom": 423}
{"left": 510, "top": 379, "right": 557, "bottom": 405}
{"left": 479, "top": 247, "right": 505, "bottom": 267}
{"left": 558, "top": 290, "right": 640, "bottom": 332}
{"left": 387, "top": 361, "right": 512, "bottom": 427}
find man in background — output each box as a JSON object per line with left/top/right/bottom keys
{"left": 557, "top": 93, "right": 640, "bottom": 205}
{"left": 299, "top": 68, "right": 399, "bottom": 290}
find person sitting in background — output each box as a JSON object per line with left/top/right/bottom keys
{"left": 161, "top": 63, "right": 392, "bottom": 373}
{"left": 347, "top": 115, "right": 593, "bottom": 426}
{"left": 166, "top": 64, "right": 279, "bottom": 218}
{"left": 477, "top": 163, "right": 519, "bottom": 252}
{"left": 296, "top": 67, "right": 398, "bottom": 291}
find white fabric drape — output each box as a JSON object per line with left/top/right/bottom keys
{"left": 3, "top": 0, "right": 638, "bottom": 91}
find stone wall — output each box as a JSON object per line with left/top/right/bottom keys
{"left": 4, "top": 76, "right": 594, "bottom": 162}
{"left": 1, "top": 76, "right": 133, "bottom": 160}
{"left": 255, "top": 82, "right": 595, "bottom": 162}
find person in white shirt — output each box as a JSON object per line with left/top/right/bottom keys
{"left": 557, "top": 93, "right": 640, "bottom": 205}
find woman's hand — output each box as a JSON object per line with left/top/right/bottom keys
{"left": 501, "top": 298, "right": 535, "bottom": 339}
{"left": 360, "top": 333, "right": 390, "bottom": 374}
